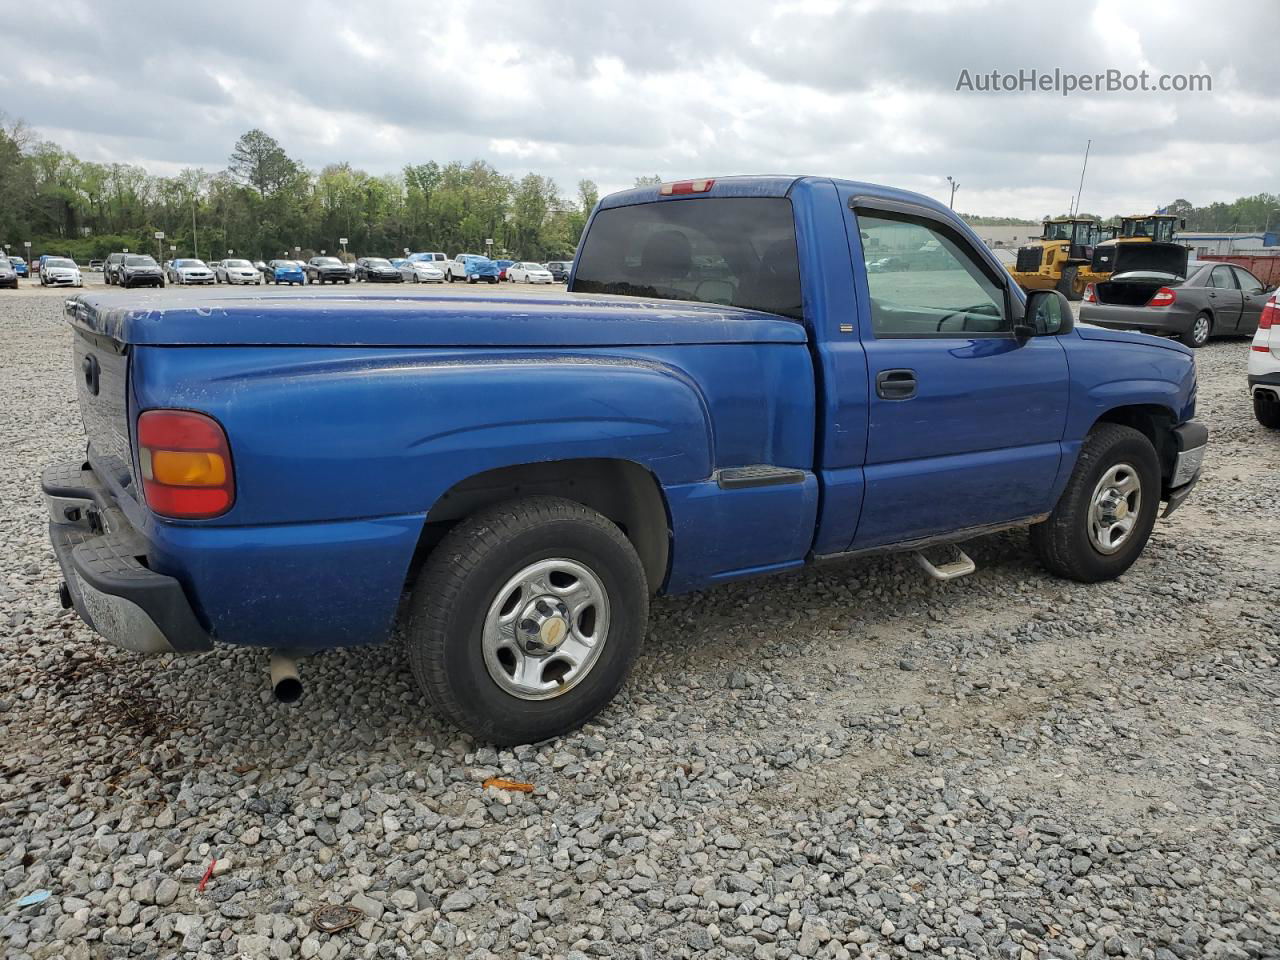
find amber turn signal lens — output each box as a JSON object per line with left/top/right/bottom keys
{"left": 149, "top": 450, "right": 227, "bottom": 486}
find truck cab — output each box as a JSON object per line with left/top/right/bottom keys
{"left": 45, "top": 175, "right": 1205, "bottom": 745}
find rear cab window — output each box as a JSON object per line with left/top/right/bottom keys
{"left": 571, "top": 197, "right": 803, "bottom": 320}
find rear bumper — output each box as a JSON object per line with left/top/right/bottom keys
{"left": 43, "top": 461, "right": 212, "bottom": 654}
{"left": 1079, "top": 303, "right": 1190, "bottom": 335}
{"left": 1248, "top": 372, "right": 1280, "bottom": 396}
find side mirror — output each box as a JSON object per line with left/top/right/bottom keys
{"left": 1022, "top": 289, "right": 1075, "bottom": 337}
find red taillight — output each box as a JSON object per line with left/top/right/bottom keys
{"left": 137, "top": 410, "right": 235, "bottom": 519}
{"left": 658, "top": 179, "right": 715, "bottom": 196}
{"left": 1147, "top": 287, "right": 1177, "bottom": 307}
{"left": 1082, "top": 283, "right": 1097, "bottom": 304}
{"left": 1260, "top": 296, "right": 1278, "bottom": 330}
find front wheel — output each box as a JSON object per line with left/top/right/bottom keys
{"left": 1181, "top": 312, "right": 1212, "bottom": 348}
{"left": 1030, "top": 423, "right": 1160, "bottom": 583}
{"left": 1056, "top": 265, "right": 1081, "bottom": 301}
{"left": 405, "top": 497, "right": 648, "bottom": 745}
{"left": 1254, "top": 391, "right": 1280, "bottom": 429}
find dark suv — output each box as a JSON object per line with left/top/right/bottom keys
{"left": 306, "top": 256, "right": 352, "bottom": 285}
{"left": 545, "top": 261, "right": 573, "bottom": 283}
{"left": 117, "top": 254, "right": 165, "bottom": 288}
{"left": 104, "top": 252, "right": 128, "bottom": 285}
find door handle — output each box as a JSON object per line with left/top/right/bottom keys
{"left": 876, "top": 368, "right": 917, "bottom": 400}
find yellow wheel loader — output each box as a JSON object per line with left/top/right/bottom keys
{"left": 1008, "top": 218, "right": 1101, "bottom": 301}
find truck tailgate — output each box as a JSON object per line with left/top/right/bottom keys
{"left": 73, "top": 325, "right": 137, "bottom": 501}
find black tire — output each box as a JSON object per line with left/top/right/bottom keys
{"left": 405, "top": 496, "right": 648, "bottom": 745}
{"left": 1055, "top": 265, "right": 1081, "bottom": 300}
{"left": 1030, "top": 423, "right": 1160, "bottom": 583}
{"left": 447, "top": 272, "right": 454, "bottom": 283}
{"left": 1181, "top": 312, "right": 1212, "bottom": 348}
{"left": 1254, "top": 391, "right": 1280, "bottom": 429}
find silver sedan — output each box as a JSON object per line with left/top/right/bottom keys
{"left": 399, "top": 260, "right": 446, "bottom": 283}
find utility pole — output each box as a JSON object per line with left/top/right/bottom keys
{"left": 1071, "top": 139, "right": 1092, "bottom": 217}
{"left": 190, "top": 193, "right": 199, "bottom": 260}
{"left": 946, "top": 176, "right": 959, "bottom": 210}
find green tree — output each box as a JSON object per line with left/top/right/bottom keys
{"left": 228, "top": 129, "right": 299, "bottom": 198}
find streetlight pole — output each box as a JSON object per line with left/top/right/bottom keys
{"left": 946, "top": 176, "right": 959, "bottom": 210}
{"left": 190, "top": 193, "right": 199, "bottom": 261}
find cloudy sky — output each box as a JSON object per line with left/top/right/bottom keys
{"left": 2, "top": 0, "right": 1277, "bottom": 218}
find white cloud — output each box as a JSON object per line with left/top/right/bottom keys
{"left": 1, "top": 0, "right": 1276, "bottom": 218}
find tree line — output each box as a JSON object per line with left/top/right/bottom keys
{"left": 0, "top": 122, "right": 604, "bottom": 263}
{"left": 3, "top": 115, "right": 1275, "bottom": 263}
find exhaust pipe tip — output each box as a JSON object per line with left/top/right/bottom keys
{"left": 269, "top": 651, "right": 303, "bottom": 704}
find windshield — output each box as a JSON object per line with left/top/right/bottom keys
{"left": 46, "top": 257, "right": 76, "bottom": 268}
{"left": 314, "top": 257, "right": 341, "bottom": 265}
{"left": 365, "top": 258, "right": 391, "bottom": 267}
{"left": 1043, "top": 222, "right": 1073, "bottom": 241}
{"left": 1121, "top": 218, "right": 1176, "bottom": 240}
{"left": 125, "top": 256, "right": 156, "bottom": 267}
{"left": 175, "top": 259, "right": 205, "bottom": 268}
{"left": 224, "top": 259, "right": 251, "bottom": 267}
{"left": 572, "top": 197, "right": 803, "bottom": 319}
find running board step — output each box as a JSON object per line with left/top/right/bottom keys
{"left": 913, "top": 547, "right": 976, "bottom": 582}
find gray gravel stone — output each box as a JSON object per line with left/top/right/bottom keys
{"left": 0, "top": 293, "right": 1275, "bottom": 960}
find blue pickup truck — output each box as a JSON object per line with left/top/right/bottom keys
{"left": 45, "top": 176, "right": 1206, "bottom": 744}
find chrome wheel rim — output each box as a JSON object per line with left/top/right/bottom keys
{"left": 482, "top": 558, "right": 610, "bottom": 700}
{"left": 1088, "top": 463, "right": 1141, "bottom": 555}
{"left": 1193, "top": 315, "right": 1210, "bottom": 345}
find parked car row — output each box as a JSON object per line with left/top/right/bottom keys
{"left": 5, "top": 249, "right": 575, "bottom": 289}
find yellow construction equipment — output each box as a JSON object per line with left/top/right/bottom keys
{"left": 1084, "top": 214, "right": 1185, "bottom": 280}
{"left": 1008, "top": 218, "right": 1100, "bottom": 301}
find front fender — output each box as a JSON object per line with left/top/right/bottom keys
{"left": 1065, "top": 337, "right": 1196, "bottom": 438}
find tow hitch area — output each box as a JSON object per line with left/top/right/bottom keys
{"left": 914, "top": 546, "right": 976, "bottom": 582}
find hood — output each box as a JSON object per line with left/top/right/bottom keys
{"left": 64, "top": 291, "right": 807, "bottom": 348}
{"left": 1075, "top": 322, "right": 1192, "bottom": 355}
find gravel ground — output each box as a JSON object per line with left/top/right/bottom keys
{"left": 1, "top": 286, "right": 1277, "bottom": 960}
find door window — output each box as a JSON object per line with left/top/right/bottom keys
{"left": 1231, "top": 266, "right": 1265, "bottom": 294}
{"left": 857, "top": 212, "right": 1008, "bottom": 337}
{"left": 1209, "top": 265, "right": 1237, "bottom": 289}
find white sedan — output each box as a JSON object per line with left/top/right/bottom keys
{"left": 39, "top": 257, "right": 83, "bottom": 287}
{"left": 168, "top": 258, "right": 216, "bottom": 284}
{"left": 508, "top": 261, "right": 554, "bottom": 284}
{"left": 399, "top": 260, "right": 446, "bottom": 283}
{"left": 216, "top": 258, "right": 263, "bottom": 285}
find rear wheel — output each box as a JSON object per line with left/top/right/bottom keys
{"left": 1254, "top": 391, "right": 1280, "bottom": 429}
{"left": 405, "top": 497, "right": 648, "bottom": 745}
{"left": 1030, "top": 423, "right": 1160, "bottom": 583}
{"left": 1182, "top": 312, "right": 1212, "bottom": 348}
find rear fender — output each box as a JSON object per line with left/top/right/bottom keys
{"left": 131, "top": 347, "right": 716, "bottom": 526}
